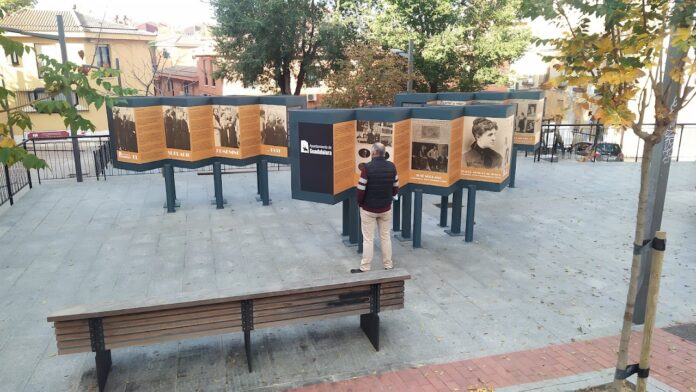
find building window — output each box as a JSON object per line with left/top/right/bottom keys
{"left": 96, "top": 45, "right": 111, "bottom": 68}
{"left": 34, "top": 44, "right": 57, "bottom": 78}
{"left": 19, "top": 89, "right": 85, "bottom": 112}
{"left": 210, "top": 61, "right": 216, "bottom": 87}
{"left": 183, "top": 83, "right": 191, "bottom": 96}
{"left": 203, "top": 60, "right": 209, "bottom": 86}
{"left": 9, "top": 51, "right": 20, "bottom": 66}
{"left": 167, "top": 79, "right": 174, "bottom": 92}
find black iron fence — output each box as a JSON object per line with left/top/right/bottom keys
{"left": 0, "top": 141, "right": 34, "bottom": 207}
{"left": 538, "top": 122, "right": 696, "bottom": 162}
{"left": 25, "top": 134, "right": 287, "bottom": 182}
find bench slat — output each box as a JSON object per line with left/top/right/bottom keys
{"left": 254, "top": 290, "right": 370, "bottom": 312}
{"left": 104, "top": 313, "right": 242, "bottom": 338}
{"left": 105, "top": 325, "right": 242, "bottom": 351}
{"left": 255, "top": 307, "right": 370, "bottom": 329}
{"left": 254, "top": 285, "right": 371, "bottom": 306}
{"left": 102, "top": 306, "right": 240, "bottom": 330}
{"left": 104, "top": 320, "right": 242, "bottom": 348}
{"left": 101, "top": 302, "right": 241, "bottom": 325}
{"left": 254, "top": 295, "right": 370, "bottom": 318}
{"left": 254, "top": 302, "right": 371, "bottom": 325}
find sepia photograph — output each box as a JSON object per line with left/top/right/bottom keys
{"left": 356, "top": 121, "right": 394, "bottom": 172}
{"left": 213, "top": 105, "right": 240, "bottom": 149}
{"left": 112, "top": 107, "right": 137, "bottom": 152}
{"left": 462, "top": 116, "right": 512, "bottom": 170}
{"left": 525, "top": 119, "right": 536, "bottom": 133}
{"left": 527, "top": 103, "right": 537, "bottom": 116}
{"left": 163, "top": 106, "right": 191, "bottom": 150}
{"left": 260, "top": 104, "right": 288, "bottom": 147}
{"left": 411, "top": 142, "right": 448, "bottom": 173}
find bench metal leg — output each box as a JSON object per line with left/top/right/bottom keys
{"left": 244, "top": 330, "right": 252, "bottom": 373}
{"left": 95, "top": 349, "right": 112, "bottom": 392}
{"left": 360, "top": 313, "right": 380, "bottom": 351}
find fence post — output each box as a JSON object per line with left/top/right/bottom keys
{"left": 4, "top": 164, "right": 13, "bottom": 206}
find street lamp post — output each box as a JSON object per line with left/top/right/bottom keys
{"left": 390, "top": 38, "right": 414, "bottom": 92}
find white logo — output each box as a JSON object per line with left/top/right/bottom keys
{"left": 301, "top": 140, "right": 309, "bottom": 153}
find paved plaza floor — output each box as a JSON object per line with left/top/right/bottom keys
{"left": 0, "top": 156, "right": 694, "bottom": 391}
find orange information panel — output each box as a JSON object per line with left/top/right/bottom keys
{"left": 461, "top": 114, "right": 515, "bottom": 183}
{"left": 112, "top": 106, "right": 166, "bottom": 164}
{"left": 334, "top": 120, "right": 356, "bottom": 195}
{"left": 409, "top": 118, "right": 461, "bottom": 187}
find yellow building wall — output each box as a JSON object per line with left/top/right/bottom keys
{"left": 0, "top": 32, "right": 153, "bottom": 133}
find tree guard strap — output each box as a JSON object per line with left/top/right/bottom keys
{"left": 615, "top": 364, "right": 650, "bottom": 379}
{"left": 633, "top": 239, "right": 652, "bottom": 255}
{"left": 652, "top": 237, "right": 666, "bottom": 251}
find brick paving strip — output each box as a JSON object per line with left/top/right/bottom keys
{"left": 289, "top": 326, "right": 695, "bottom": 392}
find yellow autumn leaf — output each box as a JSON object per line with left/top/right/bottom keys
{"left": 673, "top": 27, "right": 693, "bottom": 44}
{"left": 594, "top": 36, "right": 613, "bottom": 53}
{"left": 670, "top": 67, "right": 684, "bottom": 83}
{"left": 0, "top": 137, "right": 16, "bottom": 148}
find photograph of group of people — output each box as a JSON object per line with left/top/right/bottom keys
{"left": 112, "top": 107, "right": 137, "bottom": 152}
{"left": 260, "top": 105, "right": 288, "bottom": 147}
{"left": 163, "top": 106, "right": 191, "bottom": 150}
{"left": 462, "top": 117, "right": 511, "bottom": 170}
{"left": 515, "top": 103, "right": 538, "bottom": 134}
{"left": 411, "top": 119, "right": 450, "bottom": 173}
{"left": 356, "top": 121, "right": 394, "bottom": 171}
{"left": 213, "top": 105, "right": 241, "bottom": 149}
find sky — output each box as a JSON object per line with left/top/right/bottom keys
{"left": 36, "top": 0, "right": 214, "bottom": 27}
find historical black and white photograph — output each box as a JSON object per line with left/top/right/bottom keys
{"left": 411, "top": 142, "right": 448, "bottom": 172}
{"left": 163, "top": 106, "right": 191, "bottom": 150}
{"left": 525, "top": 119, "right": 536, "bottom": 133}
{"left": 112, "top": 107, "right": 137, "bottom": 152}
{"left": 260, "top": 104, "right": 287, "bottom": 147}
{"left": 356, "top": 120, "right": 394, "bottom": 172}
{"left": 516, "top": 111, "right": 527, "bottom": 133}
{"left": 527, "top": 103, "right": 537, "bottom": 116}
{"left": 213, "top": 105, "right": 240, "bottom": 149}
{"left": 462, "top": 116, "right": 512, "bottom": 169}
{"left": 411, "top": 118, "right": 451, "bottom": 173}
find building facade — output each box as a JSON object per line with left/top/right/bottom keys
{"left": 0, "top": 8, "right": 156, "bottom": 134}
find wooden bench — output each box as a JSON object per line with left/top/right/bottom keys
{"left": 47, "top": 269, "right": 410, "bottom": 391}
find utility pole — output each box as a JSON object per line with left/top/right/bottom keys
{"left": 407, "top": 39, "right": 413, "bottom": 92}
{"left": 57, "top": 15, "right": 84, "bottom": 182}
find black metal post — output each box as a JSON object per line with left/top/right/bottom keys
{"left": 32, "top": 140, "right": 41, "bottom": 185}
{"left": 57, "top": 15, "right": 83, "bottom": 183}
{"left": 464, "top": 185, "right": 477, "bottom": 243}
{"left": 342, "top": 199, "right": 350, "bottom": 236}
{"left": 439, "top": 195, "right": 448, "bottom": 227}
{"left": 256, "top": 161, "right": 261, "bottom": 195}
{"left": 163, "top": 164, "right": 176, "bottom": 213}
{"left": 22, "top": 143, "right": 32, "bottom": 189}
{"left": 399, "top": 191, "right": 412, "bottom": 240}
{"left": 241, "top": 300, "right": 254, "bottom": 372}
{"left": 446, "top": 188, "right": 463, "bottom": 236}
{"left": 412, "top": 189, "right": 423, "bottom": 248}
{"left": 213, "top": 162, "right": 224, "bottom": 209}
{"left": 347, "top": 195, "right": 359, "bottom": 245}
{"left": 259, "top": 159, "right": 270, "bottom": 206}
{"left": 509, "top": 145, "right": 518, "bottom": 188}
{"left": 357, "top": 210, "right": 363, "bottom": 254}
{"left": 4, "top": 164, "right": 13, "bottom": 206}
{"left": 392, "top": 196, "right": 401, "bottom": 232}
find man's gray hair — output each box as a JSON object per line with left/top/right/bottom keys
{"left": 372, "top": 142, "right": 386, "bottom": 157}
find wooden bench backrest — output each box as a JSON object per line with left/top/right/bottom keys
{"left": 49, "top": 270, "right": 409, "bottom": 355}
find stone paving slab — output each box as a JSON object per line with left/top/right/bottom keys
{"left": 0, "top": 156, "right": 694, "bottom": 391}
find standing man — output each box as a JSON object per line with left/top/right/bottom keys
{"left": 351, "top": 143, "right": 399, "bottom": 273}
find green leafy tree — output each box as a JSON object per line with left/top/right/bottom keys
{"left": 370, "top": 0, "right": 531, "bottom": 92}
{"left": 0, "top": 9, "right": 136, "bottom": 169}
{"left": 0, "top": 0, "right": 35, "bottom": 14}
{"left": 528, "top": 1, "right": 696, "bottom": 390}
{"left": 211, "top": 0, "right": 356, "bottom": 95}
{"left": 323, "top": 42, "right": 424, "bottom": 107}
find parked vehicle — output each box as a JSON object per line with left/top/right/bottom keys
{"left": 594, "top": 142, "right": 624, "bottom": 161}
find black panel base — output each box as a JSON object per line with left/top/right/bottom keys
{"left": 360, "top": 313, "right": 380, "bottom": 351}
{"left": 210, "top": 198, "right": 228, "bottom": 205}
{"left": 444, "top": 229, "right": 466, "bottom": 237}
{"left": 162, "top": 200, "right": 181, "bottom": 208}
{"left": 394, "top": 234, "right": 411, "bottom": 242}
{"left": 254, "top": 196, "right": 272, "bottom": 203}
{"left": 95, "top": 349, "right": 112, "bottom": 392}
{"left": 342, "top": 239, "right": 359, "bottom": 247}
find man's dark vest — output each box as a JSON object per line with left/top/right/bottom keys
{"left": 363, "top": 157, "right": 396, "bottom": 209}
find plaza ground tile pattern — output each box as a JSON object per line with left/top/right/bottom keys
{"left": 0, "top": 157, "right": 694, "bottom": 391}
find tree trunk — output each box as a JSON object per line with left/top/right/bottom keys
{"left": 294, "top": 64, "right": 306, "bottom": 96}
{"left": 428, "top": 81, "right": 438, "bottom": 93}
{"left": 612, "top": 133, "right": 660, "bottom": 391}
